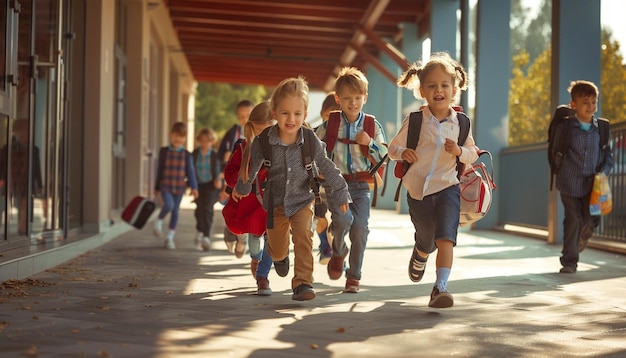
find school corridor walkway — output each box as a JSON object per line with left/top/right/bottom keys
{"left": 1, "top": 198, "right": 625, "bottom": 357}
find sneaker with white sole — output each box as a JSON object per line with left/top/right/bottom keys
{"left": 164, "top": 239, "right": 175, "bottom": 250}
{"left": 292, "top": 284, "right": 315, "bottom": 301}
{"left": 201, "top": 237, "right": 211, "bottom": 251}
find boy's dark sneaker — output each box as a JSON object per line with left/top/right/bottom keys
{"left": 274, "top": 256, "right": 290, "bottom": 277}
{"left": 428, "top": 287, "right": 454, "bottom": 308}
{"left": 327, "top": 252, "right": 347, "bottom": 280}
{"left": 292, "top": 284, "right": 316, "bottom": 301}
{"left": 343, "top": 278, "right": 360, "bottom": 293}
{"left": 559, "top": 266, "right": 576, "bottom": 273}
{"left": 408, "top": 248, "right": 428, "bottom": 282}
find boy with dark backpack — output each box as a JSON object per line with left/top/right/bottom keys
{"left": 547, "top": 80, "right": 614, "bottom": 273}
{"left": 233, "top": 77, "right": 350, "bottom": 301}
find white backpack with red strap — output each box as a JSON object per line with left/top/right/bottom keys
{"left": 459, "top": 150, "right": 496, "bottom": 226}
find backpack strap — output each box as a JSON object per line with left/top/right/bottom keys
{"left": 394, "top": 111, "right": 423, "bottom": 202}
{"left": 323, "top": 111, "right": 342, "bottom": 156}
{"left": 456, "top": 112, "right": 471, "bottom": 178}
{"left": 301, "top": 128, "right": 322, "bottom": 205}
{"left": 394, "top": 110, "right": 471, "bottom": 202}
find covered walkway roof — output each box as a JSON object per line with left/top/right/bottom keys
{"left": 165, "top": 0, "right": 429, "bottom": 90}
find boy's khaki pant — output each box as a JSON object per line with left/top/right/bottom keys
{"left": 266, "top": 203, "right": 314, "bottom": 290}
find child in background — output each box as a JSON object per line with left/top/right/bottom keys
{"left": 388, "top": 52, "right": 479, "bottom": 308}
{"left": 233, "top": 77, "right": 350, "bottom": 301}
{"left": 223, "top": 101, "right": 278, "bottom": 296}
{"left": 553, "top": 80, "right": 614, "bottom": 273}
{"left": 192, "top": 128, "right": 222, "bottom": 251}
{"left": 154, "top": 122, "right": 199, "bottom": 249}
{"left": 316, "top": 67, "right": 388, "bottom": 294}
{"left": 217, "top": 100, "right": 255, "bottom": 254}
{"left": 313, "top": 92, "right": 341, "bottom": 264}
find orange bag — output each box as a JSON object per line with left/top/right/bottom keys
{"left": 589, "top": 172, "right": 612, "bottom": 216}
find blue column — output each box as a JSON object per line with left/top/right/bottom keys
{"left": 548, "top": 0, "right": 601, "bottom": 243}
{"left": 430, "top": 0, "right": 458, "bottom": 56}
{"left": 363, "top": 55, "right": 401, "bottom": 210}
{"left": 474, "top": 0, "right": 511, "bottom": 229}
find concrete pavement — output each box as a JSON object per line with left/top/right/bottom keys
{"left": 1, "top": 199, "right": 625, "bottom": 357}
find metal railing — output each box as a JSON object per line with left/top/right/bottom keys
{"left": 598, "top": 121, "right": 626, "bottom": 241}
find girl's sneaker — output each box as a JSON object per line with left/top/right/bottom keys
{"left": 428, "top": 287, "right": 453, "bottom": 308}
{"left": 164, "top": 238, "right": 176, "bottom": 250}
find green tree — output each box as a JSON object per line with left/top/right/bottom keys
{"left": 600, "top": 30, "right": 626, "bottom": 122}
{"left": 508, "top": 48, "right": 552, "bottom": 146}
{"left": 509, "top": 26, "right": 626, "bottom": 146}
{"left": 194, "top": 82, "right": 267, "bottom": 137}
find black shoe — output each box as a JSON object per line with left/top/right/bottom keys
{"left": 274, "top": 256, "right": 290, "bottom": 277}
{"left": 408, "top": 248, "right": 428, "bottom": 282}
{"left": 559, "top": 266, "right": 576, "bottom": 273}
{"left": 292, "top": 284, "right": 316, "bottom": 301}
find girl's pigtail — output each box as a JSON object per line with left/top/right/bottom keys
{"left": 397, "top": 65, "right": 420, "bottom": 88}
{"left": 239, "top": 121, "right": 256, "bottom": 182}
{"left": 455, "top": 65, "right": 468, "bottom": 90}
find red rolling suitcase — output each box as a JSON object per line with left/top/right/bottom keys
{"left": 122, "top": 196, "right": 156, "bottom": 229}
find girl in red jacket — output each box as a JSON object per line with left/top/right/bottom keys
{"left": 222, "top": 101, "right": 278, "bottom": 295}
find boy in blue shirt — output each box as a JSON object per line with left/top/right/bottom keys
{"left": 316, "top": 67, "right": 387, "bottom": 293}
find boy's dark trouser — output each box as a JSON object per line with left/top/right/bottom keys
{"left": 559, "top": 191, "right": 599, "bottom": 269}
{"left": 194, "top": 182, "right": 220, "bottom": 237}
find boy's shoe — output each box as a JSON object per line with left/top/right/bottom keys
{"left": 292, "top": 284, "right": 316, "bottom": 301}
{"left": 343, "top": 278, "right": 360, "bottom": 293}
{"left": 559, "top": 266, "right": 576, "bottom": 273}
{"left": 318, "top": 247, "right": 333, "bottom": 265}
{"left": 164, "top": 239, "right": 175, "bottom": 250}
{"left": 408, "top": 248, "right": 428, "bottom": 282}
{"left": 256, "top": 277, "right": 272, "bottom": 296}
{"left": 327, "top": 252, "right": 347, "bottom": 280}
{"left": 428, "top": 287, "right": 454, "bottom": 308}
{"left": 274, "top": 257, "right": 290, "bottom": 277}
{"left": 250, "top": 259, "right": 260, "bottom": 278}
{"left": 201, "top": 237, "right": 211, "bottom": 251}
{"left": 235, "top": 240, "right": 246, "bottom": 258}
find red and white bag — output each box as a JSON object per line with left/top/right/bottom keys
{"left": 459, "top": 150, "right": 496, "bottom": 226}
{"left": 122, "top": 196, "right": 156, "bottom": 229}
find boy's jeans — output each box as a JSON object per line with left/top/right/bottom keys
{"left": 326, "top": 181, "right": 371, "bottom": 281}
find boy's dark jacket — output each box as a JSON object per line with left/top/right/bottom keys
{"left": 547, "top": 105, "right": 613, "bottom": 190}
